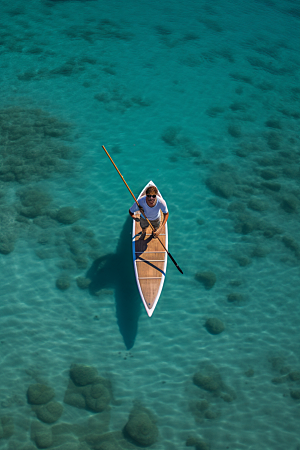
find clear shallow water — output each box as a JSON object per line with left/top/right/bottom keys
{"left": 0, "top": 0, "right": 300, "bottom": 449}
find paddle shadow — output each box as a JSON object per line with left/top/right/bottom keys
{"left": 86, "top": 216, "right": 141, "bottom": 349}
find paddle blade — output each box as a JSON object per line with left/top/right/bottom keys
{"left": 168, "top": 251, "right": 183, "bottom": 274}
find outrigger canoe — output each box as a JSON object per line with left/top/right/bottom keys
{"left": 132, "top": 181, "right": 168, "bottom": 317}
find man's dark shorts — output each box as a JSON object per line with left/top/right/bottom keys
{"left": 140, "top": 216, "right": 161, "bottom": 230}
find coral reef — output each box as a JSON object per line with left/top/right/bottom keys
{"left": 247, "top": 197, "right": 268, "bottom": 212}
{"left": 261, "top": 181, "right": 281, "bottom": 192}
{"left": 290, "top": 390, "right": 300, "bottom": 400}
{"left": 70, "top": 365, "right": 99, "bottom": 386}
{"left": 269, "top": 356, "right": 300, "bottom": 403}
{"left": 204, "top": 318, "right": 225, "bottom": 335}
{"left": 30, "top": 421, "right": 53, "bottom": 448}
{"left": 280, "top": 194, "right": 299, "bottom": 213}
{"left": 230, "top": 72, "right": 253, "bottom": 85}
{"left": 161, "top": 127, "right": 201, "bottom": 160}
{"left": 227, "top": 292, "right": 244, "bottom": 303}
{"left": 0, "top": 105, "right": 84, "bottom": 259}
{"left": 186, "top": 435, "right": 210, "bottom": 450}
{"left": 0, "top": 416, "right": 14, "bottom": 440}
{"left": 260, "top": 169, "right": 278, "bottom": 180}
{"left": 56, "top": 275, "right": 71, "bottom": 290}
{"left": 76, "top": 277, "right": 91, "bottom": 289}
{"left": 193, "top": 364, "right": 236, "bottom": 401}
{"left": 195, "top": 272, "right": 216, "bottom": 290}
{"left": 27, "top": 384, "right": 55, "bottom": 405}
{"left": 124, "top": 405, "right": 158, "bottom": 447}
{"left": 94, "top": 84, "right": 150, "bottom": 113}
{"left": 205, "top": 175, "right": 234, "bottom": 199}
{"left": 26, "top": 383, "right": 64, "bottom": 443}
{"left": 64, "top": 364, "right": 111, "bottom": 413}
{"left": 198, "top": 17, "right": 223, "bottom": 33}
{"left": 0, "top": 206, "right": 18, "bottom": 255}
{"left": 34, "top": 402, "right": 64, "bottom": 424}
{"left": 228, "top": 123, "right": 242, "bottom": 138}
{"left": 55, "top": 207, "right": 83, "bottom": 225}
{"left": 9, "top": 364, "right": 115, "bottom": 448}
{"left": 0, "top": 106, "right": 74, "bottom": 184}
{"left": 17, "top": 187, "right": 52, "bottom": 218}
{"left": 205, "top": 106, "right": 225, "bottom": 117}
{"left": 190, "top": 363, "right": 236, "bottom": 427}
{"left": 0, "top": 235, "right": 15, "bottom": 255}
{"left": 193, "top": 373, "right": 221, "bottom": 394}
{"left": 233, "top": 213, "right": 259, "bottom": 235}
{"left": 232, "top": 254, "right": 252, "bottom": 266}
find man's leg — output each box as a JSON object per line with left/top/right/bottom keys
{"left": 140, "top": 217, "right": 148, "bottom": 237}
{"left": 151, "top": 217, "right": 161, "bottom": 238}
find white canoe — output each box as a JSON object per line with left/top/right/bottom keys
{"left": 132, "top": 181, "right": 168, "bottom": 317}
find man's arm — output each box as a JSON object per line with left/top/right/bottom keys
{"left": 129, "top": 206, "right": 144, "bottom": 221}
{"left": 153, "top": 212, "right": 169, "bottom": 237}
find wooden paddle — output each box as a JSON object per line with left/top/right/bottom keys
{"left": 102, "top": 145, "right": 183, "bottom": 274}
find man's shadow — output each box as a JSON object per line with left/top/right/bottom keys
{"left": 86, "top": 216, "right": 141, "bottom": 349}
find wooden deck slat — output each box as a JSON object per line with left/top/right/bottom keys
{"left": 138, "top": 233, "right": 166, "bottom": 236}
{"left": 135, "top": 253, "right": 165, "bottom": 261}
{"left": 138, "top": 277, "right": 162, "bottom": 279}
{"left": 134, "top": 235, "right": 166, "bottom": 255}
{"left": 138, "top": 278, "right": 161, "bottom": 308}
{"left": 135, "top": 251, "right": 166, "bottom": 254}
{"left": 136, "top": 260, "right": 165, "bottom": 278}
{"left": 136, "top": 260, "right": 165, "bottom": 262}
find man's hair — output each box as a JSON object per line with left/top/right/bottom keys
{"left": 146, "top": 186, "right": 158, "bottom": 195}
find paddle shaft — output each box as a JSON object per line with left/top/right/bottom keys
{"left": 102, "top": 145, "right": 183, "bottom": 274}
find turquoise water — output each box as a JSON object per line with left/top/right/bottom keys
{"left": 0, "top": 0, "right": 300, "bottom": 448}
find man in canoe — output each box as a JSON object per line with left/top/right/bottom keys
{"left": 129, "top": 186, "right": 169, "bottom": 239}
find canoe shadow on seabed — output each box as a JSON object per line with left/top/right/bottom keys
{"left": 86, "top": 216, "right": 141, "bottom": 350}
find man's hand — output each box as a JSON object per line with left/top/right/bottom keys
{"left": 129, "top": 209, "right": 141, "bottom": 221}
{"left": 152, "top": 227, "right": 161, "bottom": 239}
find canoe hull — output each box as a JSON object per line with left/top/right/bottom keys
{"left": 132, "top": 181, "right": 168, "bottom": 317}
